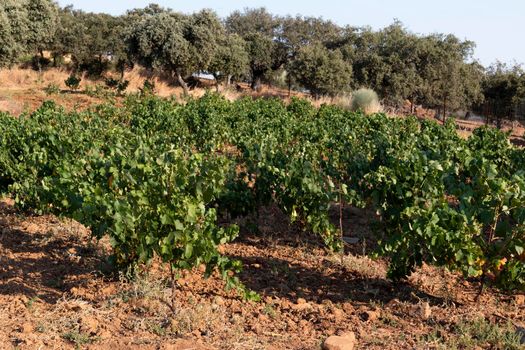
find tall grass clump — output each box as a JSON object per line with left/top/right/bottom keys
{"left": 351, "top": 88, "right": 381, "bottom": 114}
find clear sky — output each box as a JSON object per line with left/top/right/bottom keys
{"left": 56, "top": 0, "right": 524, "bottom": 67}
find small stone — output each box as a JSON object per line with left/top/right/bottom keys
{"left": 360, "top": 309, "right": 380, "bottom": 322}
{"left": 79, "top": 316, "right": 99, "bottom": 335}
{"left": 332, "top": 308, "right": 344, "bottom": 321}
{"left": 292, "top": 302, "right": 312, "bottom": 311}
{"left": 19, "top": 323, "right": 32, "bottom": 333}
{"left": 322, "top": 332, "right": 356, "bottom": 350}
{"left": 386, "top": 298, "right": 400, "bottom": 308}
{"left": 515, "top": 295, "right": 525, "bottom": 306}
{"left": 419, "top": 302, "right": 432, "bottom": 320}
{"left": 342, "top": 302, "right": 354, "bottom": 314}
{"left": 252, "top": 323, "right": 263, "bottom": 335}
{"left": 214, "top": 296, "right": 225, "bottom": 306}
{"left": 292, "top": 298, "right": 312, "bottom": 311}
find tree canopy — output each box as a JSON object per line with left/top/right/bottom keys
{"left": 0, "top": 2, "right": 521, "bottom": 118}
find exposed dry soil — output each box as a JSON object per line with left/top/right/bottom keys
{"left": 1, "top": 199, "right": 524, "bottom": 349}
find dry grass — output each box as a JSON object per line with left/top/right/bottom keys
{"left": 0, "top": 68, "right": 70, "bottom": 89}
{"left": 120, "top": 67, "right": 183, "bottom": 98}
{"left": 330, "top": 253, "right": 387, "bottom": 280}
{"left": 0, "top": 67, "right": 367, "bottom": 114}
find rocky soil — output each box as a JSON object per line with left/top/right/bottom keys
{"left": 1, "top": 199, "right": 524, "bottom": 349}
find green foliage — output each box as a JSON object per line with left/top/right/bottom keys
{"left": 481, "top": 62, "right": 525, "bottom": 125}
{"left": 140, "top": 80, "right": 156, "bottom": 95}
{"left": 125, "top": 8, "right": 225, "bottom": 95}
{"left": 414, "top": 34, "right": 483, "bottom": 118}
{"left": 105, "top": 77, "right": 129, "bottom": 95}
{"left": 52, "top": 8, "right": 128, "bottom": 75}
{"left": 226, "top": 8, "right": 282, "bottom": 90}
{"left": 351, "top": 88, "right": 380, "bottom": 113}
{"left": 84, "top": 84, "right": 111, "bottom": 98}
{"left": 0, "top": 0, "right": 30, "bottom": 66}
{"left": 290, "top": 42, "right": 351, "bottom": 98}
{"left": 25, "top": 0, "right": 59, "bottom": 55}
{"left": 44, "top": 83, "right": 60, "bottom": 95}
{"left": 2, "top": 91, "right": 525, "bottom": 293}
{"left": 0, "top": 99, "right": 253, "bottom": 299}
{"left": 65, "top": 74, "right": 81, "bottom": 90}
{"left": 208, "top": 33, "right": 249, "bottom": 85}
{"left": 0, "top": 7, "right": 15, "bottom": 66}
{"left": 0, "top": 1, "right": 496, "bottom": 113}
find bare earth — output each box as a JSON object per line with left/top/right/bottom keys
{"left": 1, "top": 198, "right": 524, "bottom": 349}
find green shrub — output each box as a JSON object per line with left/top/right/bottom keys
{"left": 65, "top": 74, "right": 81, "bottom": 91}
{"left": 44, "top": 83, "right": 60, "bottom": 95}
{"left": 140, "top": 79, "right": 156, "bottom": 95}
{"left": 105, "top": 78, "right": 129, "bottom": 95}
{"left": 104, "top": 77, "right": 119, "bottom": 89}
{"left": 351, "top": 88, "right": 381, "bottom": 114}
{"left": 84, "top": 84, "right": 111, "bottom": 98}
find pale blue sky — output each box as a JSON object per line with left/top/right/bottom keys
{"left": 56, "top": 0, "right": 524, "bottom": 67}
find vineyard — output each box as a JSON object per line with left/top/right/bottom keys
{"left": 1, "top": 92, "right": 524, "bottom": 295}
{"left": 1, "top": 94, "right": 525, "bottom": 349}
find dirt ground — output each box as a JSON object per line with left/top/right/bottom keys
{"left": 1, "top": 198, "right": 524, "bottom": 350}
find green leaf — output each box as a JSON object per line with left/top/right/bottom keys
{"left": 185, "top": 243, "right": 193, "bottom": 259}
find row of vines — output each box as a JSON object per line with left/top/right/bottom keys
{"left": 1, "top": 93, "right": 524, "bottom": 295}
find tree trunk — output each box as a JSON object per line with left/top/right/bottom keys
{"left": 485, "top": 104, "right": 490, "bottom": 125}
{"left": 287, "top": 75, "right": 292, "bottom": 98}
{"left": 176, "top": 70, "right": 189, "bottom": 96}
{"left": 251, "top": 75, "right": 262, "bottom": 91}
{"left": 227, "top": 75, "right": 232, "bottom": 87}
{"left": 37, "top": 50, "right": 43, "bottom": 75}
{"left": 213, "top": 74, "right": 220, "bottom": 93}
{"left": 442, "top": 96, "right": 447, "bottom": 124}
{"left": 496, "top": 115, "right": 502, "bottom": 129}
